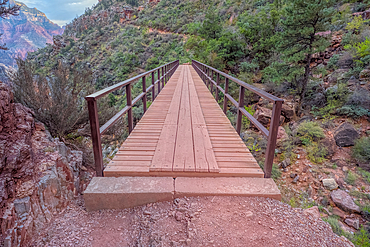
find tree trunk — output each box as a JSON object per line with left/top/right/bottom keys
{"left": 298, "top": 53, "right": 312, "bottom": 115}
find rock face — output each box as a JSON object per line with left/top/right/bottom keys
{"left": 331, "top": 190, "right": 361, "bottom": 213}
{"left": 0, "top": 83, "right": 91, "bottom": 247}
{"left": 334, "top": 123, "right": 359, "bottom": 147}
{"left": 0, "top": 1, "right": 64, "bottom": 67}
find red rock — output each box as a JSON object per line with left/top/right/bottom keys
{"left": 303, "top": 206, "right": 320, "bottom": 218}
{"left": 253, "top": 107, "right": 285, "bottom": 128}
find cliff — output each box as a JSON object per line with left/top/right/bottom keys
{"left": 0, "top": 0, "right": 64, "bottom": 67}
{"left": 0, "top": 82, "right": 93, "bottom": 247}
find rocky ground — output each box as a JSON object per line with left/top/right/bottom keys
{"left": 30, "top": 196, "right": 354, "bottom": 247}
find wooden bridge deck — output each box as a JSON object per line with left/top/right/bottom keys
{"left": 104, "top": 65, "right": 264, "bottom": 178}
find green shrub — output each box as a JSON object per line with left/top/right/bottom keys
{"left": 258, "top": 162, "right": 281, "bottom": 181}
{"left": 346, "top": 170, "right": 358, "bottom": 185}
{"left": 297, "top": 121, "right": 325, "bottom": 142}
{"left": 323, "top": 215, "right": 342, "bottom": 236}
{"left": 358, "top": 168, "right": 370, "bottom": 184}
{"left": 307, "top": 143, "right": 327, "bottom": 164}
{"left": 353, "top": 137, "right": 370, "bottom": 163}
{"left": 352, "top": 226, "right": 370, "bottom": 247}
{"left": 327, "top": 54, "right": 340, "bottom": 70}
{"left": 337, "top": 105, "right": 370, "bottom": 118}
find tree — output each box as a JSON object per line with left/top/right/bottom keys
{"left": 268, "top": 0, "right": 335, "bottom": 113}
{"left": 0, "top": 0, "right": 20, "bottom": 50}
{"left": 238, "top": 3, "right": 282, "bottom": 69}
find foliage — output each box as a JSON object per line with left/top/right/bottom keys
{"left": 11, "top": 59, "right": 93, "bottom": 138}
{"left": 358, "top": 168, "right": 370, "bottom": 184}
{"left": 238, "top": 3, "right": 281, "bottom": 68}
{"left": 345, "top": 15, "right": 368, "bottom": 33}
{"left": 266, "top": 0, "right": 335, "bottom": 111}
{"left": 258, "top": 161, "right": 281, "bottom": 181}
{"left": 352, "top": 226, "right": 370, "bottom": 247}
{"left": 323, "top": 216, "right": 343, "bottom": 236}
{"left": 242, "top": 105, "right": 256, "bottom": 128}
{"left": 307, "top": 142, "right": 327, "bottom": 164}
{"left": 297, "top": 121, "right": 325, "bottom": 142}
{"left": 346, "top": 170, "right": 358, "bottom": 186}
{"left": 199, "top": 7, "right": 222, "bottom": 40}
{"left": 353, "top": 137, "right": 370, "bottom": 163}
{"left": 311, "top": 83, "right": 350, "bottom": 118}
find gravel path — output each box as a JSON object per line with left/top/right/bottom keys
{"left": 30, "top": 196, "right": 354, "bottom": 247}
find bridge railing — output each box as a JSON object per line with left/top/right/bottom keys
{"left": 86, "top": 60, "right": 180, "bottom": 176}
{"left": 192, "top": 60, "right": 284, "bottom": 179}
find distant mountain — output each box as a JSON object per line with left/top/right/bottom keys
{"left": 0, "top": 0, "right": 64, "bottom": 68}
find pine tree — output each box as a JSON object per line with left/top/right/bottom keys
{"left": 270, "top": 0, "right": 335, "bottom": 113}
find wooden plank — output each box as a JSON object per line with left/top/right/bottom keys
{"left": 174, "top": 67, "right": 195, "bottom": 172}
{"left": 150, "top": 66, "right": 185, "bottom": 172}
{"left": 188, "top": 65, "right": 218, "bottom": 173}
{"left": 108, "top": 161, "right": 151, "bottom": 166}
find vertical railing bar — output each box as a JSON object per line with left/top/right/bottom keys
{"left": 87, "top": 98, "right": 104, "bottom": 177}
{"left": 158, "top": 68, "right": 161, "bottom": 93}
{"left": 216, "top": 73, "right": 220, "bottom": 102}
{"left": 223, "top": 78, "right": 229, "bottom": 113}
{"left": 210, "top": 70, "right": 214, "bottom": 95}
{"left": 142, "top": 76, "right": 147, "bottom": 113}
{"left": 236, "top": 85, "right": 245, "bottom": 135}
{"left": 264, "top": 101, "right": 283, "bottom": 178}
{"left": 151, "top": 71, "right": 155, "bottom": 100}
{"left": 126, "top": 83, "right": 133, "bottom": 133}
{"left": 161, "top": 67, "right": 164, "bottom": 88}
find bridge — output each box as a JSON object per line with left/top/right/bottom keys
{"left": 83, "top": 60, "right": 283, "bottom": 211}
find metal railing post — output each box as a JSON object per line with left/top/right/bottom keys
{"left": 151, "top": 71, "right": 155, "bottom": 100}
{"left": 264, "top": 101, "right": 283, "bottom": 178}
{"left": 210, "top": 70, "right": 214, "bottom": 95}
{"left": 86, "top": 98, "right": 104, "bottom": 177}
{"left": 161, "top": 67, "right": 164, "bottom": 88}
{"left": 158, "top": 68, "right": 161, "bottom": 93}
{"left": 236, "top": 85, "right": 245, "bottom": 135}
{"left": 223, "top": 78, "right": 229, "bottom": 114}
{"left": 142, "top": 76, "right": 147, "bottom": 113}
{"left": 216, "top": 73, "right": 220, "bottom": 102}
{"left": 126, "top": 83, "right": 133, "bottom": 133}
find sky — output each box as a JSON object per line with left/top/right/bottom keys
{"left": 20, "top": 0, "right": 98, "bottom": 26}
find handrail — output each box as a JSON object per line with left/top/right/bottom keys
{"left": 86, "top": 60, "right": 180, "bottom": 176}
{"left": 192, "top": 60, "right": 283, "bottom": 179}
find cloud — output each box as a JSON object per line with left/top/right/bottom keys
{"left": 20, "top": 0, "right": 98, "bottom": 26}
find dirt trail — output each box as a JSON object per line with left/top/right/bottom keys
{"left": 30, "top": 196, "right": 353, "bottom": 247}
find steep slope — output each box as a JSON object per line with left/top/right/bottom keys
{"left": 0, "top": 0, "right": 64, "bottom": 67}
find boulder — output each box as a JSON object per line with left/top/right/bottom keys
{"left": 332, "top": 207, "right": 347, "bottom": 219}
{"left": 334, "top": 123, "right": 359, "bottom": 147}
{"left": 322, "top": 178, "right": 338, "bottom": 190}
{"left": 331, "top": 190, "right": 361, "bottom": 213}
{"left": 345, "top": 218, "right": 360, "bottom": 230}
{"left": 253, "top": 107, "right": 285, "bottom": 128}
{"left": 279, "top": 158, "right": 291, "bottom": 169}
{"left": 303, "top": 206, "right": 320, "bottom": 219}
{"left": 281, "top": 104, "right": 295, "bottom": 120}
